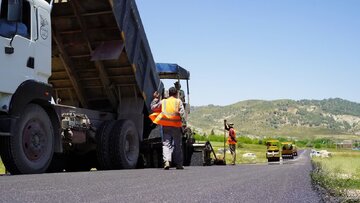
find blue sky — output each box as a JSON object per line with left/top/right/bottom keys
{"left": 135, "top": 1, "right": 360, "bottom": 106}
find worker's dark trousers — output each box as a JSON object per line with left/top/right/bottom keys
{"left": 162, "top": 126, "right": 183, "bottom": 166}
{"left": 229, "top": 144, "right": 236, "bottom": 164}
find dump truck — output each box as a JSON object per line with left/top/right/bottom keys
{"left": 266, "top": 140, "right": 280, "bottom": 162}
{"left": 281, "top": 142, "right": 294, "bottom": 159}
{"left": 0, "top": 0, "right": 199, "bottom": 174}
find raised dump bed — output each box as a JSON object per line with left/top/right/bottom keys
{"left": 50, "top": 0, "right": 161, "bottom": 114}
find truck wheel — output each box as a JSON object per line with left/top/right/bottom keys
{"left": 0, "top": 104, "right": 54, "bottom": 174}
{"left": 96, "top": 121, "right": 116, "bottom": 170}
{"left": 110, "top": 120, "right": 139, "bottom": 169}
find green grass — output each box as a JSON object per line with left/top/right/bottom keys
{"left": 0, "top": 158, "right": 5, "bottom": 174}
{"left": 312, "top": 149, "right": 360, "bottom": 200}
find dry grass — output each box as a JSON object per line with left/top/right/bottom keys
{"left": 312, "top": 149, "right": 360, "bottom": 201}
{"left": 315, "top": 151, "right": 360, "bottom": 177}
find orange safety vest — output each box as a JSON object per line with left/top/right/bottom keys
{"left": 149, "top": 108, "right": 161, "bottom": 122}
{"left": 151, "top": 97, "right": 182, "bottom": 127}
{"left": 227, "top": 128, "right": 237, "bottom": 144}
{"left": 149, "top": 112, "right": 159, "bottom": 122}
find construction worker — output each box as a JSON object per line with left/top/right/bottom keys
{"left": 149, "top": 91, "right": 162, "bottom": 121}
{"left": 150, "top": 87, "right": 185, "bottom": 170}
{"left": 224, "top": 120, "right": 237, "bottom": 165}
{"left": 174, "top": 81, "right": 188, "bottom": 127}
{"left": 174, "top": 81, "right": 185, "bottom": 103}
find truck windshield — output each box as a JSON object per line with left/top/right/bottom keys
{"left": 0, "top": 0, "right": 5, "bottom": 18}
{"left": 0, "top": 0, "right": 30, "bottom": 39}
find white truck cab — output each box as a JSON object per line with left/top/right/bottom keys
{"left": 0, "top": 0, "right": 51, "bottom": 113}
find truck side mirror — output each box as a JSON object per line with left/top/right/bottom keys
{"left": 7, "top": 0, "right": 22, "bottom": 22}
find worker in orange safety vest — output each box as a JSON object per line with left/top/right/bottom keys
{"left": 225, "top": 120, "right": 237, "bottom": 165}
{"left": 149, "top": 91, "right": 162, "bottom": 121}
{"left": 149, "top": 87, "right": 185, "bottom": 170}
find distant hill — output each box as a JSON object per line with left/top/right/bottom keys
{"left": 188, "top": 98, "right": 360, "bottom": 138}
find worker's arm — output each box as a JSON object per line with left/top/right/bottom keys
{"left": 151, "top": 99, "right": 161, "bottom": 112}
{"left": 179, "top": 90, "right": 185, "bottom": 102}
{"left": 224, "top": 119, "right": 230, "bottom": 130}
{"left": 151, "top": 91, "right": 162, "bottom": 112}
{"left": 178, "top": 100, "right": 185, "bottom": 119}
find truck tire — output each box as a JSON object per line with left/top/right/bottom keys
{"left": 110, "top": 120, "right": 139, "bottom": 169}
{"left": 0, "top": 104, "right": 54, "bottom": 174}
{"left": 96, "top": 120, "right": 116, "bottom": 170}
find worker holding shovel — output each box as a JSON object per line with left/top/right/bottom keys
{"left": 224, "top": 120, "right": 237, "bottom": 165}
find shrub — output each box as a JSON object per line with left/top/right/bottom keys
{"left": 237, "top": 142, "right": 244, "bottom": 148}
{"left": 193, "top": 134, "right": 207, "bottom": 141}
{"left": 238, "top": 136, "right": 253, "bottom": 144}
{"left": 193, "top": 133, "right": 225, "bottom": 142}
{"left": 306, "top": 142, "right": 313, "bottom": 148}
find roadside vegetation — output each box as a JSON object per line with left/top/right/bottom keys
{"left": 0, "top": 158, "right": 5, "bottom": 174}
{"left": 311, "top": 150, "right": 360, "bottom": 202}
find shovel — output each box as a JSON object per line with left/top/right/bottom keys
{"left": 208, "top": 141, "right": 226, "bottom": 165}
{"left": 223, "top": 119, "right": 227, "bottom": 164}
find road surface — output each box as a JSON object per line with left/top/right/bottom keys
{"left": 0, "top": 150, "right": 320, "bottom": 203}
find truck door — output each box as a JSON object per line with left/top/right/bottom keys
{"left": 34, "top": 5, "right": 51, "bottom": 82}
{"left": 0, "top": 0, "right": 36, "bottom": 95}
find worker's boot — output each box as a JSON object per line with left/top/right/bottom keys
{"left": 164, "top": 161, "right": 170, "bottom": 170}
{"left": 176, "top": 165, "right": 184, "bottom": 170}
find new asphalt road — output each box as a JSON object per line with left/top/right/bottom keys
{"left": 0, "top": 150, "right": 320, "bottom": 203}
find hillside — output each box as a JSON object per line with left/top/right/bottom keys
{"left": 188, "top": 98, "right": 360, "bottom": 138}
